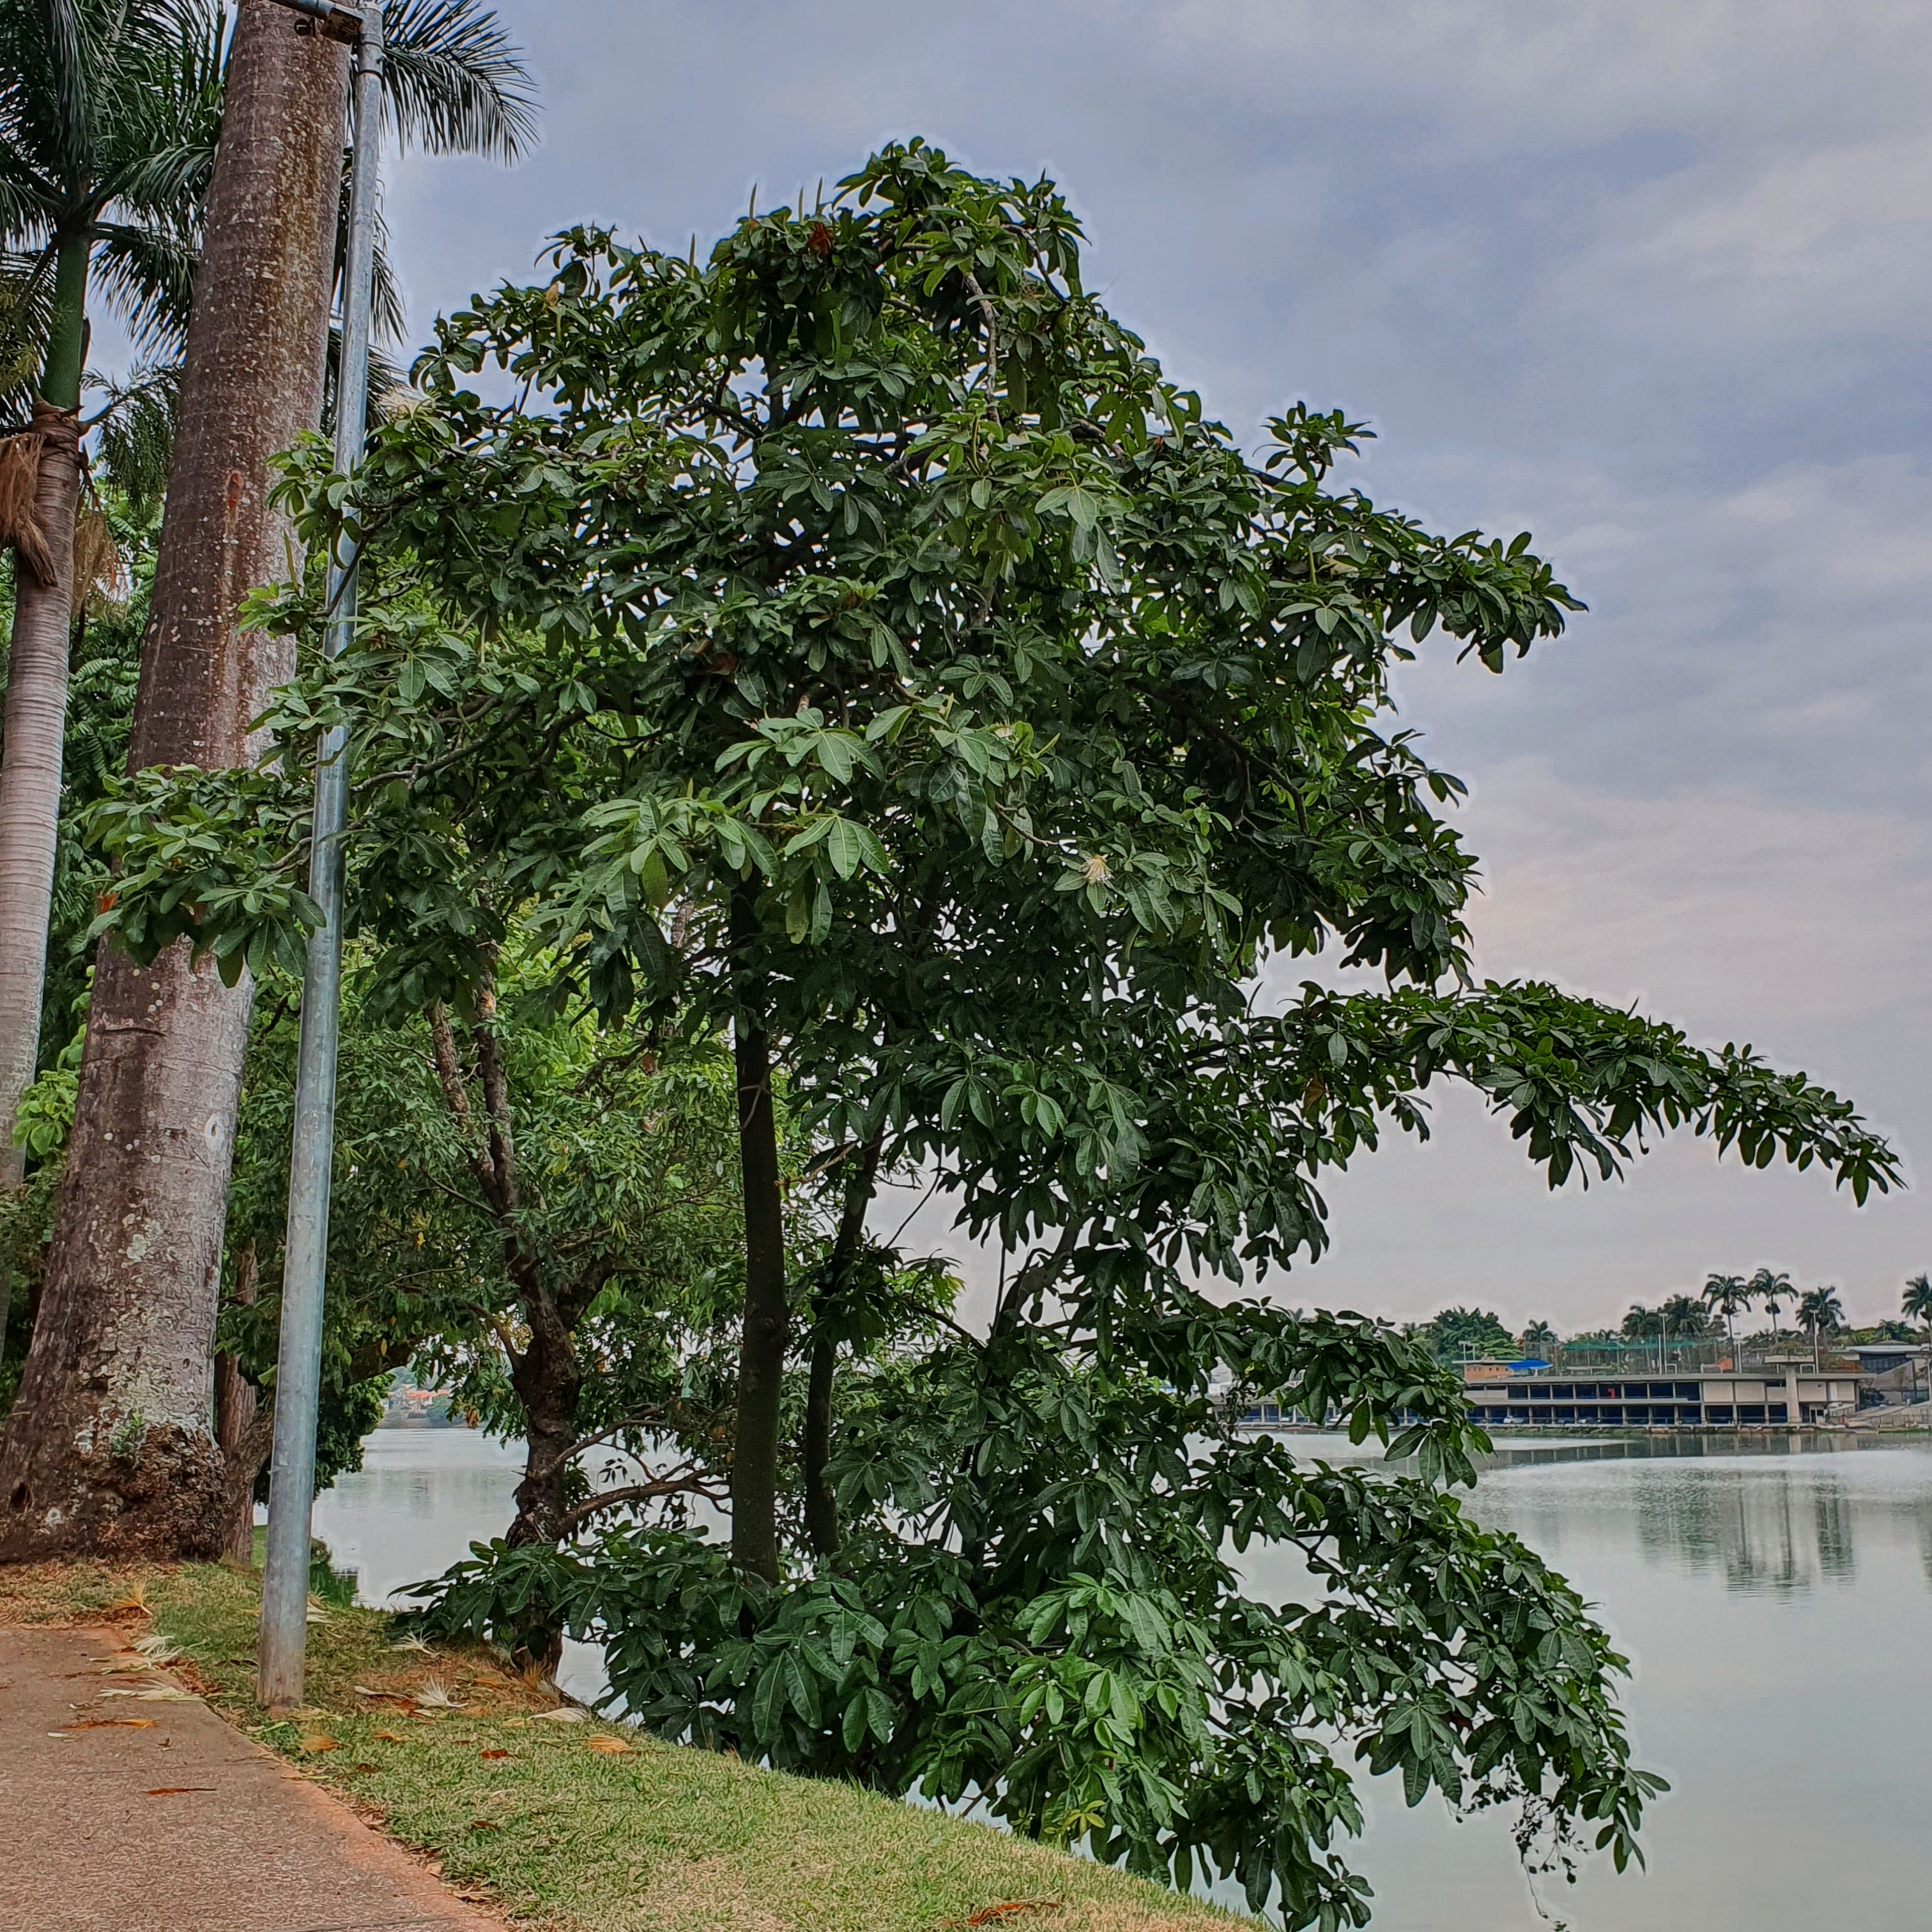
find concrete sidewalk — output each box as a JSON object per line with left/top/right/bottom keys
{"left": 0, "top": 1625, "right": 505, "bottom": 1932}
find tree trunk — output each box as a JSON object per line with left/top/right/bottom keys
{"left": 0, "top": 425, "right": 81, "bottom": 1197}
{"left": 503, "top": 1303, "right": 580, "bottom": 1678}
{"left": 803, "top": 1128, "right": 884, "bottom": 1561}
{"left": 729, "top": 891, "right": 788, "bottom": 1583}
{"left": 0, "top": 224, "right": 89, "bottom": 1192}
{"left": 213, "top": 1243, "right": 260, "bottom": 1564}
{"left": 0, "top": 3, "right": 348, "bottom": 1564}
{"left": 507, "top": 1307, "right": 581, "bottom": 1554}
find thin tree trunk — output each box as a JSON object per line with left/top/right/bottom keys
{"left": 803, "top": 1126, "right": 884, "bottom": 1561}
{"left": 730, "top": 889, "right": 788, "bottom": 1583}
{"left": 0, "top": 222, "right": 89, "bottom": 1192}
{"left": 0, "top": 3, "right": 348, "bottom": 1563}
{"left": 213, "top": 1243, "right": 259, "bottom": 1564}
{"left": 0, "top": 415, "right": 80, "bottom": 1196}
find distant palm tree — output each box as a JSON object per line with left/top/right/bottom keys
{"left": 1903, "top": 1274, "right": 1932, "bottom": 1338}
{"left": 1750, "top": 1267, "right": 1792, "bottom": 1340}
{"left": 1520, "top": 1319, "right": 1558, "bottom": 1357}
{"left": 1703, "top": 1273, "right": 1753, "bottom": 1361}
{"left": 1797, "top": 1285, "right": 1846, "bottom": 1372}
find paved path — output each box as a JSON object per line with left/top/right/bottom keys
{"left": 0, "top": 1625, "right": 504, "bottom": 1932}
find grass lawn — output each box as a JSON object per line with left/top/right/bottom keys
{"left": 0, "top": 1556, "right": 1253, "bottom": 1932}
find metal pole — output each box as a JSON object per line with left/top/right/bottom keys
{"left": 257, "top": 0, "right": 385, "bottom": 1710}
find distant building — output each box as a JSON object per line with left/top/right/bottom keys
{"left": 1458, "top": 1360, "right": 1860, "bottom": 1428}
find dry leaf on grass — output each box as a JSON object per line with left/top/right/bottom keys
{"left": 372, "top": 1729, "right": 407, "bottom": 1743}
{"left": 583, "top": 1735, "right": 633, "bottom": 1755}
{"left": 479, "top": 1747, "right": 511, "bottom": 1760}
{"left": 468, "top": 1818, "right": 503, "bottom": 1832}
{"left": 353, "top": 1685, "right": 415, "bottom": 1705}
{"left": 351, "top": 1763, "right": 381, "bottom": 1773}
{"left": 530, "top": 1705, "right": 588, "bottom": 1723}
{"left": 413, "top": 1678, "right": 462, "bottom": 1710}
{"left": 299, "top": 1735, "right": 339, "bottom": 1753}
{"left": 965, "top": 1907, "right": 1064, "bottom": 1927}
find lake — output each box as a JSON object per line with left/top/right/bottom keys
{"left": 310, "top": 1426, "right": 1932, "bottom": 1930}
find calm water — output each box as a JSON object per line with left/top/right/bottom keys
{"left": 312, "top": 1426, "right": 1932, "bottom": 1929}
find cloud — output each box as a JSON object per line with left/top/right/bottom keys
{"left": 369, "top": 1, "right": 1932, "bottom": 1328}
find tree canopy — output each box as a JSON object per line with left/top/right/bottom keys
{"left": 82, "top": 142, "right": 1901, "bottom": 1925}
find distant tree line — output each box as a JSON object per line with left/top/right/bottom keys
{"left": 1409, "top": 1268, "right": 1932, "bottom": 1366}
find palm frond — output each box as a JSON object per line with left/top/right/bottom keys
{"left": 98, "top": 3, "right": 226, "bottom": 218}
{"left": 0, "top": 245, "right": 57, "bottom": 427}
{"left": 380, "top": 0, "right": 539, "bottom": 163}
{"left": 337, "top": 164, "right": 408, "bottom": 342}
{"left": 83, "top": 358, "right": 179, "bottom": 515}
{"left": 323, "top": 328, "right": 408, "bottom": 438}
{"left": 89, "top": 221, "right": 197, "bottom": 352}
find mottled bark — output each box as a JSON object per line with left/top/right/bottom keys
{"left": 0, "top": 3, "right": 348, "bottom": 1563}
{"left": 729, "top": 885, "right": 788, "bottom": 1583}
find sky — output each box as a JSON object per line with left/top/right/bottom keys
{"left": 372, "top": 0, "right": 1932, "bottom": 1333}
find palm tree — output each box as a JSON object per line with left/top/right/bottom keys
{"left": 1749, "top": 1267, "right": 1791, "bottom": 1341}
{"left": 0, "top": 0, "right": 535, "bottom": 1564}
{"left": 1703, "top": 1271, "right": 1753, "bottom": 1363}
{"left": 1797, "top": 1285, "right": 1845, "bottom": 1372}
{"left": 1903, "top": 1274, "right": 1932, "bottom": 1338}
{"left": 1520, "top": 1319, "right": 1558, "bottom": 1358}
{"left": 0, "top": 0, "right": 223, "bottom": 1192}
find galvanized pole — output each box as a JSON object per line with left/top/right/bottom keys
{"left": 257, "top": 0, "right": 385, "bottom": 1710}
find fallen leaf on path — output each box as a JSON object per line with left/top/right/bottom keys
{"left": 68, "top": 1717, "right": 161, "bottom": 1731}
{"left": 372, "top": 1729, "right": 407, "bottom": 1743}
{"left": 102, "top": 1688, "right": 199, "bottom": 1702}
{"left": 583, "top": 1735, "right": 632, "bottom": 1754}
{"left": 479, "top": 1748, "right": 510, "bottom": 1759}
{"left": 298, "top": 1735, "right": 339, "bottom": 1753}
{"left": 144, "top": 1788, "right": 215, "bottom": 1797}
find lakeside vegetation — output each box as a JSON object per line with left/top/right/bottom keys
{"left": 0, "top": 1556, "right": 1243, "bottom": 1932}
{"left": 0, "top": 17, "right": 1912, "bottom": 1924}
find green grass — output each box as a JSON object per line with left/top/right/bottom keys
{"left": 1, "top": 1557, "right": 1252, "bottom": 1932}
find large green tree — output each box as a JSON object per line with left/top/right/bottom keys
{"left": 83, "top": 145, "right": 1897, "bottom": 1918}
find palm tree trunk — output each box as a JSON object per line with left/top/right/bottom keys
{"left": 0, "top": 228, "right": 88, "bottom": 1193}
{"left": 0, "top": 4, "right": 349, "bottom": 1563}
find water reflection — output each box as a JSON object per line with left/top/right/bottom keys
{"left": 312, "top": 1424, "right": 1932, "bottom": 1931}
